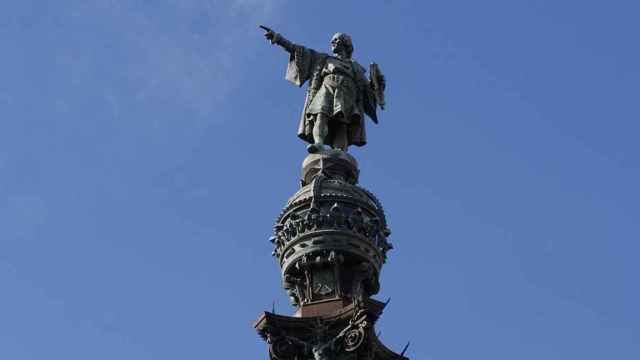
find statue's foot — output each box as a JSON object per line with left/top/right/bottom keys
{"left": 307, "top": 143, "right": 324, "bottom": 154}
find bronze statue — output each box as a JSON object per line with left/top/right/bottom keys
{"left": 260, "top": 26, "right": 386, "bottom": 153}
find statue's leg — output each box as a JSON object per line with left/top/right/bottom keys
{"left": 333, "top": 123, "right": 349, "bottom": 152}
{"left": 309, "top": 113, "right": 329, "bottom": 153}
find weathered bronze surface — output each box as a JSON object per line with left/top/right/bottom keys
{"left": 273, "top": 152, "right": 392, "bottom": 307}
{"left": 260, "top": 26, "right": 386, "bottom": 153}
{"left": 255, "top": 299, "right": 407, "bottom": 360}
{"left": 254, "top": 28, "right": 407, "bottom": 360}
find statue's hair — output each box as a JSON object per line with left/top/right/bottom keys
{"left": 332, "top": 33, "right": 354, "bottom": 57}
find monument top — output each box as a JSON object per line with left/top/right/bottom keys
{"left": 260, "top": 25, "right": 386, "bottom": 154}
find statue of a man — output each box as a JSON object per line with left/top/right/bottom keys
{"left": 261, "top": 26, "right": 386, "bottom": 153}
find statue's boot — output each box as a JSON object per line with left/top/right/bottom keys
{"left": 307, "top": 143, "right": 325, "bottom": 154}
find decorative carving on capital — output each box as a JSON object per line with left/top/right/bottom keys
{"left": 263, "top": 304, "right": 371, "bottom": 360}
{"left": 268, "top": 334, "right": 306, "bottom": 360}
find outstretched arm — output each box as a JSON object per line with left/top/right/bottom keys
{"left": 259, "top": 25, "right": 295, "bottom": 53}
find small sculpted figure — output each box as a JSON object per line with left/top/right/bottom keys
{"left": 329, "top": 202, "right": 346, "bottom": 227}
{"left": 260, "top": 26, "right": 386, "bottom": 153}
{"left": 348, "top": 208, "right": 365, "bottom": 234}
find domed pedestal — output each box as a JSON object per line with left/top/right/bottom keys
{"left": 271, "top": 151, "right": 392, "bottom": 310}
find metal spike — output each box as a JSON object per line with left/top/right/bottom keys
{"left": 272, "top": 301, "right": 276, "bottom": 314}
{"left": 384, "top": 297, "right": 391, "bottom": 306}
{"left": 400, "top": 341, "right": 410, "bottom": 357}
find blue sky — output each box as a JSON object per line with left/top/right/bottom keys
{"left": 1, "top": 1, "right": 639, "bottom": 359}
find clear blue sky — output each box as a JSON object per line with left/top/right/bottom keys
{"left": 1, "top": 1, "right": 638, "bottom": 359}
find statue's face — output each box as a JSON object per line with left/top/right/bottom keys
{"left": 330, "top": 33, "right": 351, "bottom": 56}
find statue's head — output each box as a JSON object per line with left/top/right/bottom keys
{"left": 331, "top": 33, "right": 353, "bottom": 58}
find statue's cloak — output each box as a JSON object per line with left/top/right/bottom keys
{"left": 285, "top": 45, "right": 378, "bottom": 147}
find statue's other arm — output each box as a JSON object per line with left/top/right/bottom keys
{"left": 260, "top": 25, "right": 295, "bottom": 53}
